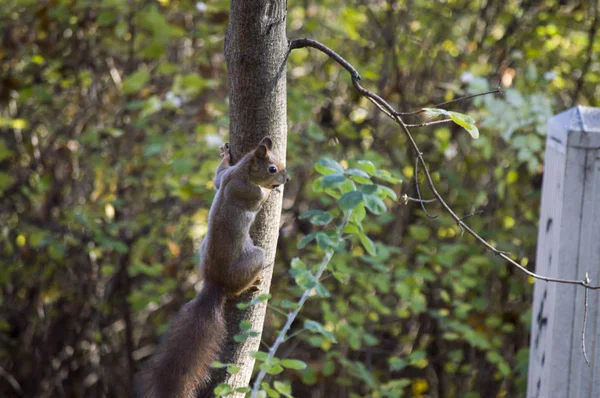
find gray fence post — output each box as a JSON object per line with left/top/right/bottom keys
{"left": 527, "top": 106, "right": 600, "bottom": 398}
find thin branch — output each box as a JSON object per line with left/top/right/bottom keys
{"left": 0, "top": 365, "right": 22, "bottom": 396}
{"left": 460, "top": 210, "right": 484, "bottom": 221}
{"left": 414, "top": 156, "right": 438, "bottom": 219}
{"left": 404, "top": 196, "right": 437, "bottom": 204}
{"left": 582, "top": 272, "right": 591, "bottom": 366}
{"left": 289, "top": 38, "right": 600, "bottom": 290}
{"left": 406, "top": 119, "right": 453, "bottom": 128}
{"left": 289, "top": 38, "right": 361, "bottom": 81}
{"left": 396, "top": 87, "right": 503, "bottom": 116}
{"left": 457, "top": 210, "right": 483, "bottom": 236}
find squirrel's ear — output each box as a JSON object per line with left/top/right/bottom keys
{"left": 258, "top": 137, "right": 273, "bottom": 150}
{"left": 254, "top": 144, "right": 269, "bottom": 159}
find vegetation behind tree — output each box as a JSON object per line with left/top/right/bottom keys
{"left": 1, "top": 0, "right": 598, "bottom": 397}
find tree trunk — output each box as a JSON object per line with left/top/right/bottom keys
{"left": 199, "top": 1, "right": 288, "bottom": 396}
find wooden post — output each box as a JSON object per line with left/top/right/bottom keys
{"left": 528, "top": 106, "right": 600, "bottom": 398}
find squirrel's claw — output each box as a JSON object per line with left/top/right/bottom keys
{"left": 220, "top": 143, "right": 231, "bottom": 159}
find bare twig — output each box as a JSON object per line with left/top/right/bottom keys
{"left": 406, "top": 119, "right": 453, "bottom": 128}
{"left": 582, "top": 272, "right": 591, "bottom": 366}
{"left": 404, "top": 196, "right": 437, "bottom": 204}
{"left": 460, "top": 210, "right": 484, "bottom": 221}
{"left": 396, "top": 87, "right": 503, "bottom": 116}
{"left": 0, "top": 365, "right": 22, "bottom": 396}
{"left": 289, "top": 38, "right": 600, "bottom": 290}
{"left": 414, "top": 156, "right": 438, "bottom": 219}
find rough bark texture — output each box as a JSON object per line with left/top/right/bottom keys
{"left": 198, "top": 1, "right": 288, "bottom": 396}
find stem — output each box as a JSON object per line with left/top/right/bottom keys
{"left": 251, "top": 211, "right": 352, "bottom": 397}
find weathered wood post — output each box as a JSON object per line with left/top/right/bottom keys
{"left": 528, "top": 106, "right": 600, "bottom": 398}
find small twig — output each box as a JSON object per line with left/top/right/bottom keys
{"left": 405, "top": 196, "right": 437, "bottom": 204}
{"left": 289, "top": 37, "right": 600, "bottom": 290}
{"left": 414, "top": 156, "right": 438, "bottom": 219}
{"left": 284, "top": 328, "right": 307, "bottom": 342}
{"left": 460, "top": 210, "right": 484, "bottom": 221}
{"left": 395, "top": 87, "right": 503, "bottom": 116}
{"left": 0, "top": 365, "right": 22, "bottom": 396}
{"left": 405, "top": 119, "right": 454, "bottom": 128}
{"left": 457, "top": 210, "right": 483, "bottom": 235}
{"left": 582, "top": 272, "right": 591, "bottom": 367}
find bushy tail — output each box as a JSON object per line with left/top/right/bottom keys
{"left": 136, "top": 281, "right": 227, "bottom": 398}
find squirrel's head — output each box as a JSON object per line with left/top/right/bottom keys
{"left": 250, "top": 137, "right": 290, "bottom": 189}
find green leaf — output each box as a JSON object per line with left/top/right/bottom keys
{"left": 316, "top": 232, "right": 337, "bottom": 250}
{"left": 273, "top": 381, "right": 292, "bottom": 397}
{"left": 281, "top": 359, "right": 307, "bottom": 370}
{"left": 297, "top": 233, "right": 315, "bottom": 249}
{"left": 343, "top": 223, "right": 361, "bottom": 235}
{"left": 448, "top": 111, "right": 480, "bottom": 139}
{"left": 345, "top": 168, "right": 371, "bottom": 183}
{"left": 345, "top": 168, "right": 370, "bottom": 179}
{"left": 352, "top": 203, "right": 367, "bottom": 224}
{"left": 338, "top": 191, "right": 363, "bottom": 211}
{"left": 315, "top": 283, "right": 330, "bottom": 297}
{"left": 373, "top": 169, "right": 402, "bottom": 184}
{"left": 339, "top": 178, "right": 357, "bottom": 194}
{"left": 261, "top": 383, "right": 280, "bottom": 398}
{"left": 299, "top": 210, "right": 333, "bottom": 226}
{"left": 290, "top": 258, "right": 307, "bottom": 270}
{"left": 389, "top": 357, "right": 407, "bottom": 371}
{"left": 122, "top": 70, "right": 150, "bottom": 94}
{"left": 358, "top": 184, "right": 378, "bottom": 194}
{"left": 299, "top": 209, "right": 322, "bottom": 219}
{"left": 214, "top": 384, "right": 233, "bottom": 396}
{"left": 364, "top": 194, "right": 387, "bottom": 215}
{"left": 250, "top": 351, "right": 269, "bottom": 361}
{"left": 359, "top": 233, "right": 376, "bottom": 256}
{"left": 304, "top": 320, "right": 337, "bottom": 343}
{"left": 357, "top": 160, "right": 376, "bottom": 175}
{"left": 315, "top": 158, "right": 344, "bottom": 175}
{"left": 321, "top": 173, "right": 346, "bottom": 189}
{"left": 312, "top": 177, "right": 324, "bottom": 193}
{"left": 239, "top": 320, "right": 252, "bottom": 331}
{"left": 378, "top": 185, "right": 398, "bottom": 200}
{"left": 260, "top": 361, "right": 284, "bottom": 375}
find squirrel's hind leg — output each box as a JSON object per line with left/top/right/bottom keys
{"left": 226, "top": 246, "right": 265, "bottom": 296}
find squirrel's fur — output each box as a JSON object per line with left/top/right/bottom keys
{"left": 136, "top": 137, "right": 289, "bottom": 397}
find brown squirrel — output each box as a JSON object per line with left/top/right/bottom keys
{"left": 136, "top": 137, "right": 290, "bottom": 398}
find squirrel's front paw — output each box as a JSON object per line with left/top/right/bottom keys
{"left": 220, "top": 143, "right": 230, "bottom": 159}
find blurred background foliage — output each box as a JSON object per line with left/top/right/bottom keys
{"left": 0, "top": 0, "right": 598, "bottom": 397}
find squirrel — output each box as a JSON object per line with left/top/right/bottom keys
{"left": 136, "top": 137, "right": 290, "bottom": 398}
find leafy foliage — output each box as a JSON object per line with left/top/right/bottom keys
{"left": 1, "top": 0, "right": 597, "bottom": 397}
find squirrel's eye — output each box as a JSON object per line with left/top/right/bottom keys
{"left": 268, "top": 165, "right": 277, "bottom": 174}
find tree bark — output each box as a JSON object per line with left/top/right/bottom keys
{"left": 199, "top": 0, "right": 288, "bottom": 396}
